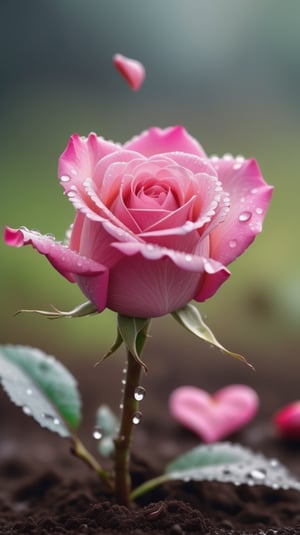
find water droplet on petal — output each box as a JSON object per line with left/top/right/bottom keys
{"left": 223, "top": 153, "right": 233, "bottom": 160}
{"left": 134, "top": 386, "right": 146, "bottom": 401}
{"left": 255, "top": 207, "right": 263, "bottom": 215}
{"left": 121, "top": 378, "right": 126, "bottom": 385}
{"left": 251, "top": 187, "right": 258, "bottom": 194}
{"left": 185, "top": 254, "right": 193, "bottom": 262}
{"left": 23, "top": 405, "right": 31, "bottom": 416}
{"left": 239, "top": 211, "right": 252, "bottom": 222}
{"left": 233, "top": 162, "right": 242, "bottom": 170}
{"left": 71, "top": 169, "right": 77, "bottom": 176}
{"left": 132, "top": 411, "right": 142, "bottom": 425}
{"left": 229, "top": 239, "right": 237, "bottom": 248}
{"left": 60, "top": 175, "right": 70, "bottom": 182}
{"left": 26, "top": 388, "right": 33, "bottom": 396}
{"left": 236, "top": 155, "right": 245, "bottom": 162}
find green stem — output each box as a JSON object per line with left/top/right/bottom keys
{"left": 71, "top": 435, "right": 113, "bottom": 488}
{"left": 130, "top": 474, "right": 169, "bottom": 502}
{"left": 114, "top": 349, "right": 143, "bottom": 506}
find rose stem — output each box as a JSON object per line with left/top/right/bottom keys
{"left": 114, "top": 348, "right": 143, "bottom": 506}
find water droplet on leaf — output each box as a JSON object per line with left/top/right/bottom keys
{"left": 22, "top": 405, "right": 31, "bottom": 416}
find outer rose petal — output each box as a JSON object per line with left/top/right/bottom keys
{"left": 113, "top": 53, "right": 145, "bottom": 91}
{"left": 108, "top": 240, "right": 230, "bottom": 316}
{"left": 209, "top": 158, "right": 273, "bottom": 265}
{"left": 4, "top": 227, "right": 109, "bottom": 312}
{"left": 124, "top": 126, "right": 206, "bottom": 157}
{"left": 58, "top": 133, "right": 119, "bottom": 193}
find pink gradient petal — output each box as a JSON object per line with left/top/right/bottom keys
{"left": 58, "top": 133, "right": 119, "bottom": 194}
{"left": 209, "top": 157, "right": 273, "bottom": 265}
{"left": 169, "top": 385, "right": 259, "bottom": 443}
{"left": 124, "top": 126, "right": 206, "bottom": 157}
{"left": 113, "top": 53, "right": 145, "bottom": 91}
{"left": 4, "top": 227, "right": 109, "bottom": 311}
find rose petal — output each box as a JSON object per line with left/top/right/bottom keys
{"left": 4, "top": 227, "right": 109, "bottom": 311}
{"left": 58, "top": 133, "right": 119, "bottom": 194}
{"left": 209, "top": 157, "right": 273, "bottom": 265}
{"left": 124, "top": 126, "right": 206, "bottom": 157}
{"left": 169, "top": 385, "right": 259, "bottom": 443}
{"left": 113, "top": 53, "right": 145, "bottom": 91}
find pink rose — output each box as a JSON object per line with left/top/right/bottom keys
{"left": 5, "top": 126, "right": 272, "bottom": 318}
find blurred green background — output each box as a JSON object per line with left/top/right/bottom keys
{"left": 1, "top": 0, "right": 300, "bottom": 366}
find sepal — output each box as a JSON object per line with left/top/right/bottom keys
{"left": 172, "top": 303, "right": 252, "bottom": 368}
{"left": 15, "top": 301, "right": 98, "bottom": 320}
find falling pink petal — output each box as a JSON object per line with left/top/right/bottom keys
{"left": 169, "top": 385, "right": 259, "bottom": 443}
{"left": 274, "top": 402, "right": 300, "bottom": 441}
{"left": 113, "top": 53, "right": 145, "bottom": 91}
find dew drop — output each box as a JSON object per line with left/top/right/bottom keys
{"left": 255, "top": 207, "right": 263, "bottom": 215}
{"left": 132, "top": 411, "right": 142, "bottom": 425}
{"left": 93, "top": 427, "right": 103, "bottom": 440}
{"left": 134, "top": 386, "right": 146, "bottom": 402}
{"left": 26, "top": 388, "right": 33, "bottom": 396}
{"left": 43, "top": 413, "right": 60, "bottom": 425}
{"left": 185, "top": 254, "right": 193, "bottom": 262}
{"left": 22, "top": 405, "right": 31, "bottom": 416}
{"left": 121, "top": 378, "right": 126, "bottom": 385}
{"left": 71, "top": 169, "right": 77, "bottom": 176}
{"left": 223, "top": 153, "right": 233, "bottom": 160}
{"left": 233, "top": 162, "right": 242, "bottom": 170}
{"left": 229, "top": 239, "right": 237, "bottom": 249}
{"left": 249, "top": 468, "right": 267, "bottom": 481}
{"left": 251, "top": 187, "right": 258, "bottom": 194}
{"left": 119, "top": 403, "right": 124, "bottom": 410}
{"left": 236, "top": 155, "right": 245, "bottom": 162}
{"left": 239, "top": 211, "right": 252, "bottom": 222}
{"left": 183, "top": 221, "right": 194, "bottom": 231}
{"left": 60, "top": 175, "right": 70, "bottom": 182}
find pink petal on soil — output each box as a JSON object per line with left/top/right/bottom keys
{"left": 169, "top": 385, "right": 259, "bottom": 443}
{"left": 113, "top": 53, "right": 145, "bottom": 91}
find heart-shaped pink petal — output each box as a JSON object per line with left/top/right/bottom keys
{"left": 274, "top": 401, "right": 300, "bottom": 441}
{"left": 169, "top": 385, "right": 259, "bottom": 443}
{"left": 113, "top": 53, "right": 145, "bottom": 91}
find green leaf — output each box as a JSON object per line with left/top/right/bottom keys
{"left": 117, "top": 315, "right": 150, "bottom": 370}
{"left": 15, "top": 301, "right": 98, "bottom": 319}
{"left": 0, "top": 345, "right": 81, "bottom": 437}
{"left": 165, "top": 443, "right": 300, "bottom": 491}
{"left": 172, "top": 304, "right": 252, "bottom": 368}
{"left": 94, "top": 404, "right": 120, "bottom": 458}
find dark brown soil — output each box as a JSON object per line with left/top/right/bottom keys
{"left": 0, "top": 337, "right": 299, "bottom": 534}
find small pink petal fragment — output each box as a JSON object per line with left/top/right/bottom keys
{"left": 169, "top": 385, "right": 259, "bottom": 443}
{"left": 274, "top": 402, "right": 300, "bottom": 441}
{"left": 113, "top": 53, "right": 145, "bottom": 91}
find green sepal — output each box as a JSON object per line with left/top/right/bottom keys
{"left": 15, "top": 301, "right": 98, "bottom": 319}
{"left": 172, "top": 303, "right": 253, "bottom": 368}
{"left": 0, "top": 345, "right": 81, "bottom": 437}
{"left": 117, "top": 315, "right": 151, "bottom": 371}
{"left": 95, "top": 329, "right": 124, "bottom": 366}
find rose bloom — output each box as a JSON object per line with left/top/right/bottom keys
{"left": 5, "top": 126, "right": 273, "bottom": 318}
